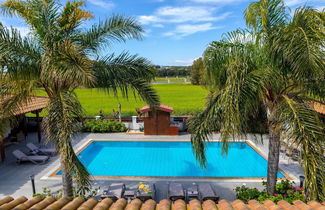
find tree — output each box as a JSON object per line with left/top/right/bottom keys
{"left": 0, "top": 0, "right": 160, "bottom": 197}
{"left": 188, "top": 0, "right": 325, "bottom": 201}
{"left": 190, "top": 57, "right": 205, "bottom": 85}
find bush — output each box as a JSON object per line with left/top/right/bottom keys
{"left": 82, "top": 119, "right": 127, "bottom": 133}
{"left": 235, "top": 180, "right": 305, "bottom": 204}
{"left": 234, "top": 185, "right": 261, "bottom": 202}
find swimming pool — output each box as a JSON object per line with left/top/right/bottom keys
{"left": 55, "top": 141, "right": 285, "bottom": 178}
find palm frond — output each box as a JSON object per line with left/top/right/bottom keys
{"left": 58, "top": 0, "right": 93, "bottom": 33}
{"left": 187, "top": 92, "right": 222, "bottom": 167}
{"left": 76, "top": 14, "right": 144, "bottom": 53}
{"left": 93, "top": 52, "right": 159, "bottom": 107}
{"left": 0, "top": 23, "right": 41, "bottom": 81}
{"left": 1, "top": 0, "right": 60, "bottom": 39}
{"left": 191, "top": 31, "right": 265, "bottom": 165}
{"left": 245, "top": 0, "right": 288, "bottom": 34}
{"left": 42, "top": 91, "right": 91, "bottom": 191}
{"left": 279, "top": 96, "right": 325, "bottom": 201}
{"left": 40, "top": 39, "right": 95, "bottom": 90}
{"left": 270, "top": 7, "right": 325, "bottom": 82}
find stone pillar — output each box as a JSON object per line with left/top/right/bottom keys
{"left": 132, "top": 116, "right": 137, "bottom": 130}
{"left": 36, "top": 111, "right": 41, "bottom": 143}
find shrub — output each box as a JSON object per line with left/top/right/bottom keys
{"left": 235, "top": 180, "right": 305, "bottom": 204}
{"left": 82, "top": 119, "right": 127, "bottom": 133}
{"left": 234, "top": 185, "right": 261, "bottom": 202}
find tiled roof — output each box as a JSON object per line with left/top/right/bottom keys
{"left": 1, "top": 196, "right": 325, "bottom": 210}
{"left": 0, "top": 96, "right": 48, "bottom": 117}
{"left": 140, "top": 104, "right": 173, "bottom": 113}
{"left": 310, "top": 102, "right": 325, "bottom": 115}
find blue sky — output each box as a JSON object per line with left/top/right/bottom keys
{"left": 0, "top": 0, "right": 324, "bottom": 66}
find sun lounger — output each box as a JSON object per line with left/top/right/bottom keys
{"left": 123, "top": 188, "right": 136, "bottom": 201}
{"left": 168, "top": 183, "right": 185, "bottom": 201}
{"left": 198, "top": 183, "right": 219, "bottom": 202}
{"left": 186, "top": 183, "right": 200, "bottom": 201}
{"left": 12, "top": 149, "right": 49, "bottom": 165}
{"left": 27, "top": 143, "right": 56, "bottom": 156}
{"left": 101, "top": 183, "right": 125, "bottom": 201}
{"left": 136, "top": 183, "right": 156, "bottom": 202}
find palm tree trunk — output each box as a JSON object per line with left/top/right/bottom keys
{"left": 266, "top": 124, "right": 281, "bottom": 195}
{"left": 60, "top": 157, "right": 73, "bottom": 197}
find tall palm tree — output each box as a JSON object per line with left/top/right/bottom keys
{"left": 0, "top": 0, "right": 160, "bottom": 197}
{"left": 188, "top": 0, "right": 325, "bottom": 201}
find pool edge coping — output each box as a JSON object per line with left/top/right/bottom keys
{"left": 43, "top": 139, "right": 293, "bottom": 181}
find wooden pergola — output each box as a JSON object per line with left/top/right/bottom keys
{"left": 0, "top": 96, "right": 49, "bottom": 162}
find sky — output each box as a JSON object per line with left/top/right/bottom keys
{"left": 0, "top": 0, "right": 324, "bottom": 66}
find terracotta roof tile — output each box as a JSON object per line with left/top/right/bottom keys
{"left": 0, "top": 96, "right": 49, "bottom": 117}
{"left": 0, "top": 196, "right": 27, "bottom": 210}
{"left": 307, "top": 201, "right": 325, "bottom": 210}
{"left": 45, "top": 197, "right": 72, "bottom": 210}
{"left": 140, "top": 104, "right": 173, "bottom": 113}
{"left": 202, "top": 200, "right": 217, "bottom": 210}
{"left": 188, "top": 199, "right": 202, "bottom": 210}
{"left": 307, "top": 102, "right": 325, "bottom": 115}
{"left": 263, "top": 200, "right": 283, "bottom": 210}
{"left": 1, "top": 196, "right": 325, "bottom": 210}
{"left": 0, "top": 197, "right": 13, "bottom": 206}
{"left": 15, "top": 196, "right": 43, "bottom": 210}
{"left": 31, "top": 196, "right": 56, "bottom": 209}
{"left": 93, "top": 198, "right": 113, "bottom": 210}
{"left": 173, "top": 199, "right": 186, "bottom": 210}
{"left": 293, "top": 200, "right": 314, "bottom": 210}
{"left": 217, "top": 199, "right": 234, "bottom": 210}
{"left": 248, "top": 200, "right": 268, "bottom": 210}
{"left": 156, "top": 199, "right": 171, "bottom": 210}
{"left": 232, "top": 200, "right": 250, "bottom": 210}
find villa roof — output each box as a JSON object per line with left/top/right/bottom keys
{"left": 1, "top": 196, "right": 324, "bottom": 210}
{"left": 140, "top": 104, "right": 173, "bottom": 113}
{"left": 310, "top": 102, "right": 325, "bottom": 115}
{"left": 0, "top": 96, "right": 49, "bottom": 117}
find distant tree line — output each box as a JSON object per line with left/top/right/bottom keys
{"left": 155, "top": 66, "right": 190, "bottom": 77}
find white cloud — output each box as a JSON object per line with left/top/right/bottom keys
{"left": 153, "top": 23, "right": 164, "bottom": 28}
{"left": 87, "top": 0, "right": 114, "bottom": 9}
{"left": 163, "top": 23, "right": 218, "bottom": 38}
{"left": 0, "top": 18, "right": 30, "bottom": 37}
{"left": 143, "top": 29, "right": 152, "bottom": 37}
{"left": 14, "top": 26, "right": 30, "bottom": 37}
{"left": 138, "top": 15, "right": 162, "bottom": 24}
{"left": 314, "top": 5, "right": 325, "bottom": 11}
{"left": 138, "top": 6, "right": 231, "bottom": 25}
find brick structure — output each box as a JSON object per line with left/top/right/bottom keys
{"left": 140, "top": 104, "right": 178, "bottom": 135}
{"left": 1, "top": 196, "right": 325, "bottom": 210}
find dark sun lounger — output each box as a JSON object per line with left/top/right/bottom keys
{"left": 168, "top": 183, "right": 185, "bottom": 201}
{"left": 101, "top": 183, "right": 125, "bottom": 201}
{"left": 198, "top": 183, "right": 219, "bottom": 202}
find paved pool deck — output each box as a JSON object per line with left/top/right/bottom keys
{"left": 0, "top": 132, "right": 303, "bottom": 201}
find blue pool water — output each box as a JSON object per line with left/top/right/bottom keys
{"left": 57, "top": 141, "right": 284, "bottom": 178}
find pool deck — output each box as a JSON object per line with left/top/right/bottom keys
{"left": 0, "top": 132, "right": 303, "bottom": 201}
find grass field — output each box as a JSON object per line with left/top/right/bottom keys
{"left": 37, "top": 83, "right": 208, "bottom": 117}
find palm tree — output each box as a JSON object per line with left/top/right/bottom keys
{"left": 188, "top": 0, "right": 325, "bottom": 201}
{"left": 0, "top": 0, "right": 159, "bottom": 197}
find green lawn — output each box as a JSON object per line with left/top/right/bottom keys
{"left": 37, "top": 83, "right": 208, "bottom": 117}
